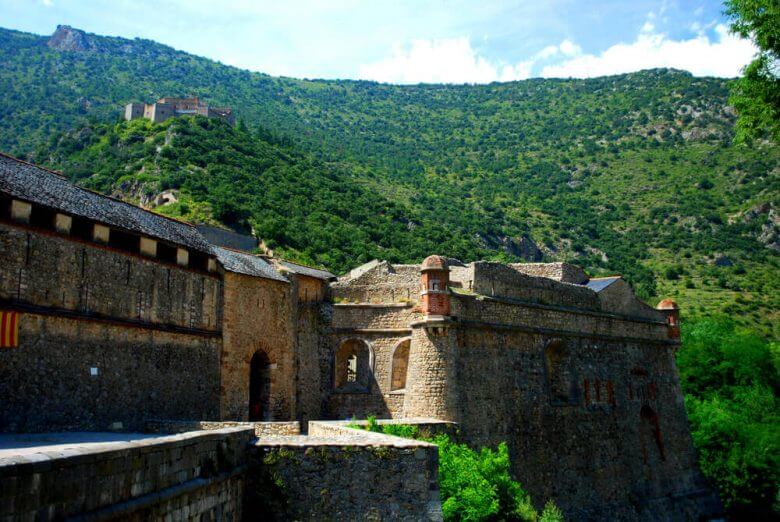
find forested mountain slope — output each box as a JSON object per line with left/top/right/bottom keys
{"left": 1, "top": 25, "right": 778, "bottom": 335}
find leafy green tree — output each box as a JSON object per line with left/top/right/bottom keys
{"left": 677, "top": 317, "right": 779, "bottom": 517}
{"left": 725, "top": 0, "right": 780, "bottom": 141}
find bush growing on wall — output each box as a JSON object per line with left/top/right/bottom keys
{"left": 354, "top": 417, "right": 563, "bottom": 521}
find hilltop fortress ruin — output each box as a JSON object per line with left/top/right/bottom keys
{"left": 0, "top": 153, "right": 721, "bottom": 520}
{"left": 125, "top": 96, "right": 234, "bottom": 126}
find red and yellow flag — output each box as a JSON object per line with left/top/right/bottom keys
{"left": 0, "top": 311, "right": 19, "bottom": 348}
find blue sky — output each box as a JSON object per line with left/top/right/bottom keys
{"left": 1, "top": 0, "right": 756, "bottom": 83}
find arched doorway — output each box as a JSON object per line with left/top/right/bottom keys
{"left": 249, "top": 350, "right": 271, "bottom": 421}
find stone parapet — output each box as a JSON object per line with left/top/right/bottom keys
{"left": 145, "top": 419, "right": 301, "bottom": 437}
{"left": 0, "top": 427, "right": 254, "bottom": 521}
{"left": 452, "top": 293, "right": 671, "bottom": 344}
{"left": 250, "top": 421, "right": 441, "bottom": 520}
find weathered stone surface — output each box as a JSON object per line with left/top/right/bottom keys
{"left": 0, "top": 427, "right": 254, "bottom": 522}
{"left": 0, "top": 160, "right": 720, "bottom": 521}
{"left": 250, "top": 422, "right": 441, "bottom": 521}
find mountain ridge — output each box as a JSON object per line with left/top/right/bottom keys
{"left": 1, "top": 24, "right": 778, "bottom": 336}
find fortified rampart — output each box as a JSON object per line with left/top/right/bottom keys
{"left": 322, "top": 256, "right": 720, "bottom": 520}
{"left": 0, "top": 153, "right": 719, "bottom": 520}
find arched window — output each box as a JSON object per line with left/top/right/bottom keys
{"left": 544, "top": 340, "right": 573, "bottom": 405}
{"left": 640, "top": 405, "right": 666, "bottom": 463}
{"left": 390, "top": 339, "right": 411, "bottom": 391}
{"left": 335, "top": 339, "right": 372, "bottom": 391}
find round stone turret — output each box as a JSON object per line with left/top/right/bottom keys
{"left": 420, "top": 255, "right": 450, "bottom": 317}
{"left": 656, "top": 298, "right": 680, "bottom": 339}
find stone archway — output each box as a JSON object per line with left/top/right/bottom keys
{"left": 249, "top": 350, "right": 272, "bottom": 421}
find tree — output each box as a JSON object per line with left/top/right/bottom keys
{"left": 725, "top": 0, "right": 780, "bottom": 142}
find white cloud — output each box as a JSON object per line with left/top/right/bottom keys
{"left": 558, "top": 39, "right": 581, "bottom": 57}
{"left": 359, "top": 20, "right": 757, "bottom": 84}
{"left": 358, "top": 38, "right": 509, "bottom": 84}
{"left": 358, "top": 36, "right": 587, "bottom": 84}
{"left": 540, "top": 23, "right": 757, "bottom": 79}
{"left": 41, "top": 0, "right": 53, "bottom": 5}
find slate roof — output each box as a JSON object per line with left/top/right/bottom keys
{"left": 0, "top": 153, "right": 213, "bottom": 254}
{"left": 277, "top": 260, "right": 335, "bottom": 280}
{"left": 585, "top": 276, "right": 621, "bottom": 293}
{"left": 214, "top": 247, "right": 288, "bottom": 282}
{"left": 196, "top": 224, "right": 258, "bottom": 252}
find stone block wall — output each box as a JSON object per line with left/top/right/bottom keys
{"left": 0, "top": 223, "right": 222, "bottom": 332}
{"left": 249, "top": 421, "right": 442, "bottom": 521}
{"left": 508, "top": 262, "right": 588, "bottom": 284}
{"left": 0, "top": 313, "right": 221, "bottom": 432}
{"left": 441, "top": 320, "right": 718, "bottom": 520}
{"left": 452, "top": 293, "right": 669, "bottom": 342}
{"left": 597, "top": 278, "right": 662, "bottom": 320}
{"left": 331, "top": 262, "right": 420, "bottom": 303}
{"left": 0, "top": 427, "right": 254, "bottom": 521}
{"left": 464, "top": 262, "right": 602, "bottom": 310}
{"left": 325, "top": 303, "right": 420, "bottom": 420}
{"left": 220, "top": 272, "right": 295, "bottom": 421}
{"left": 145, "top": 420, "right": 301, "bottom": 437}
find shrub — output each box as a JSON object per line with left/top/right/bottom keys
{"left": 432, "top": 434, "right": 539, "bottom": 521}
{"left": 677, "top": 318, "right": 779, "bottom": 517}
{"left": 347, "top": 420, "right": 563, "bottom": 520}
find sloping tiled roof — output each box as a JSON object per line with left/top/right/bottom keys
{"left": 214, "top": 247, "right": 288, "bottom": 282}
{"left": 0, "top": 153, "right": 213, "bottom": 254}
{"left": 196, "top": 224, "right": 258, "bottom": 252}
{"left": 277, "top": 260, "right": 335, "bottom": 280}
{"left": 585, "top": 276, "right": 621, "bottom": 293}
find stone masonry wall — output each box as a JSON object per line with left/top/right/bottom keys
{"left": 220, "top": 272, "right": 295, "bottom": 421}
{"left": 325, "top": 303, "right": 420, "bottom": 419}
{"left": 290, "top": 274, "right": 330, "bottom": 428}
{"left": 465, "top": 262, "right": 602, "bottom": 310}
{"left": 452, "top": 294, "right": 669, "bottom": 342}
{"left": 0, "top": 223, "right": 222, "bottom": 332}
{"left": 249, "top": 421, "right": 441, "bottom": 521}
{"left": 331, "top": 262, "right": 420, "bottom": 303}
{"left": 508, "top": 262, "right": 589, "bottom": 284}
{"left": 145, "top": 420, "right": 301, "bottom": 437}
{"left": 0, "top": 313, "right": 221, "bottom": 432}
{"left": 0, "top": 427, "right": 254, "bottom": 521}
{"left": 436, "top": 297, "right": 719, "bottom": 521}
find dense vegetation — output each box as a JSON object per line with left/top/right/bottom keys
{"left": 725, "top": 0, "right": 780, "bottom": 142}
{"left": 356, "top": 418, "right": 563, "bottom": 521}
{"left": 678, "top": 318, "right": 779, "bottom": 518}
{"left": 36, "top": 116, "right": 475, "bottom": 269}
{"left": 1, "top": 25, "right": 777, "bottom": 336}
{"left": 1, "top": 20, "right": 778, "bottom": 519}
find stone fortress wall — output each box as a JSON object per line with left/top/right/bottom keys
{"left": 322, "top": 257, "right": 719, "bottom": 520}
{"left": 0, "top": 219, "right": 224, "bottom": 432}
{"left": 0, "top": 153, "right": 719, "bottom": 520}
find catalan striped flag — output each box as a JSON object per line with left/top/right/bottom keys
{"left": 0, "top": 311, "right": 19, "bottom": 348}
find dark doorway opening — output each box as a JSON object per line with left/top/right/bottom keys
{"left": 249, "top": 350, "right": 271, "bottom": 421}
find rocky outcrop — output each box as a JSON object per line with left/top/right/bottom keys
{"left": 481, "top": 233, "right": 544, "bottom": 261}
{"left": 47, "top": 25, "right": 98, "bottom": 52}
{"left": 743, "top": 202, "right": 780, "bottom": 252}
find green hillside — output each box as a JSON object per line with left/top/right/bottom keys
{"left": 1, "top": 25, "right": 778, "bottom": 336}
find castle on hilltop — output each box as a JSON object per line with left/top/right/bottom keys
{"left": 125, "top": 96, "right": 234, "bottom": 125}
{"left": 0, "top": 153, "right": 721, "bottom": 521}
